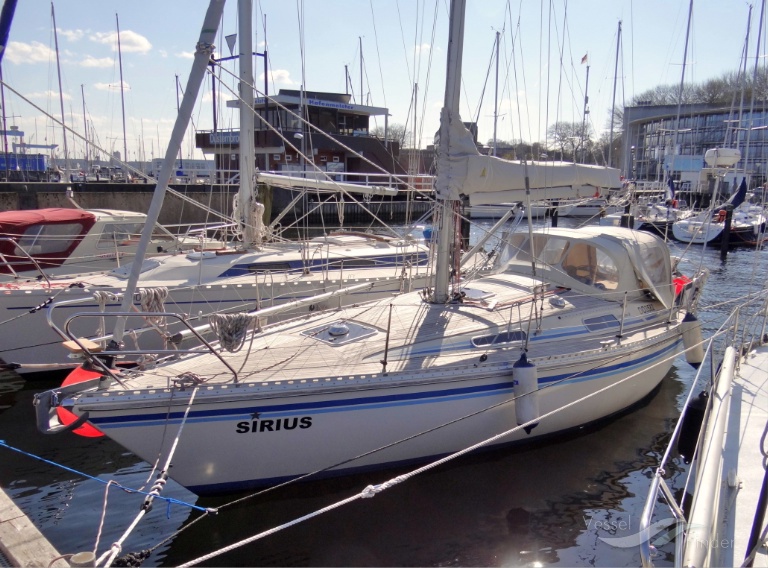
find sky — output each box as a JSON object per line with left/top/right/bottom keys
{"left": 0, "top": 0, "right": 762, "bottom": 170}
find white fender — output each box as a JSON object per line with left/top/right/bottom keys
{"left": 681, "top": 312, "right": 704, "bottom": 368}
{"left": 513, "top": 353, "right": 539, "bottom": 434}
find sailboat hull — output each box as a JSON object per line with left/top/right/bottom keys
{"left": 66, "top": 328, "right": 681, "bottom": 494}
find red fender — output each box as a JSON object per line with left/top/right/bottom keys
{"left": 56, "top": 366, "right": 105, "bottom": 438}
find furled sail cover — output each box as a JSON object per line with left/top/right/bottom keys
{"left": 434, "top": 111, "right": 622, "bottom": 204}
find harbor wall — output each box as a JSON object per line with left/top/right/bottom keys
{"left": 0, "top": 182, "right": 432, "bottom": 229}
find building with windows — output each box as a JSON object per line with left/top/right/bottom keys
{"left": 195, "top": 89, "right": 406, "bottom": 182}
{"left": 622, "top": 102, "right": 768, "bottom": 205}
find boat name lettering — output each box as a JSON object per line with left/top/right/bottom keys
{"left": 236, "top": 417, "right": 312, "bottom": 433}
{"left": 638, "top": 304, "right": 654, "bottom": 314}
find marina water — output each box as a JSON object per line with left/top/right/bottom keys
{"left": 1, "top": 218, "right": 765, "bottom": 566}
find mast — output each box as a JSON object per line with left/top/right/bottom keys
{"left": 237, "top": 0, "right": 257, "bottom": 246}
{"left": 671, "top": 0, "right": 693, "bottom": 182}
{"left": 580, "top": 61, "right": 590, "bottom": 164}
{"left": 359, "top": 36, "right": 363, "bottom": 105}
{"left": 112, "top": 0, "right": 226, "bottom": 344}
{"left": 81, "top": 84, "right": 88, "bottom": 167}
{"left": 492, "top": 30, "right": 500, "bottom": 157}
{"left": 0, "top": 0, "right": 14, "bottom": 179}
{"left": 433, "top": 0, "right": 466, "bottom": 304}
{"left": 0, "top": 66, "right": 8, "bottom": 178}
{"left": 175, "top": 75, "right": 183, "bottom": 169}
{"left": 116, "top": 13, "right": 128, "bottom": 165}
{"left": 744, "top": 0, "right": 765, "bottom": 176}
{"left": 51, "top": 2, "right": 70, "bottom": 177}
{"left": 0, "top": 0, "right": 18, "bottom": 67}
{"left": 608, "top": 21, "right": 621, "bottom": 168}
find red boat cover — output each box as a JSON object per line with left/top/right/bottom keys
{"left": 0, "top": 208, "right": 95, "bottom": 234}
{"left": 0, "top": 208, "right": 97, "bottom": 273}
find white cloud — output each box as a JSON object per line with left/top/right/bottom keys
{"left": 90, "top": 30, "right": 152, "bottom": 54}
{"left": 94, "top": 81, "right": 131, "bottom": 91}
{"left": 4, "top": 41, "right": 55, "bottom": 64}
{"left": 57, "top": 28, "right": 84, "bottom": 42}
{"left": 158, "top": 49, "right": 168, "bottom": 58}
{"left": 80, "top": 55, "right": 114, "bottom": 68}
{"left": 27, "top": 90, "right": 72, "bottom": 101}
{"left": 414, "top": 43, "right": 431, "bottom": 55}
{"left": 266, "top": 69, "right": 294, "bottom": 86}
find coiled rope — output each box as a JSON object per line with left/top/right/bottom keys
{"left": 208, "top": 313, "right": 252, "bottom": 352}
{"left": 135, "top": 287, "right": 169, "bottom": 325}
{"left": 93, "top": 290, "right": 117, "bottom": 339}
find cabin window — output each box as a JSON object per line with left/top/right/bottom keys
{"left": 471, "top": 330, "right": 527, "bottom": 347}
{"left": 97, "top": 223, "right": 144, "bottom": 249}
{"left": 506, "top": 233, "right": 569, "bottom": 265}
{"left": 639, "top": 244, "right": 669, "bottom": 290}
{"left": 583, "top": 314, "right": 620, "bottom": 331}
{"left": 561, "top": 243, "right": 620, "bottom": 290}
{"left": 15, "top": 223, "right": 83, "bottom": 255}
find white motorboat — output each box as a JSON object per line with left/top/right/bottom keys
{"left": 35, "top": 0, "right": 708, "bottom": 497}
{"left": 639, "top": 290, "right": 768, "bottom": 567}
{"left": 0, "top": 207, "right": 220, "bottom": 280}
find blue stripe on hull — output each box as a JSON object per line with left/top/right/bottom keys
{"left": 184, "top": 378, "right": 667, "bottom": 495}
{"left": 89, "top": 338, "right": 682, "bottom": 429}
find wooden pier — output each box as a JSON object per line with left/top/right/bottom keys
{"left": 0, "top": 486, "right": 69, "bottom": 568}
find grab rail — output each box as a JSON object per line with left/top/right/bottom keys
{"left": 639, "top": 290, "right": 768, "bottom": 566}
{"left": 0, "top": 237, "right": 52, "bottom": 287}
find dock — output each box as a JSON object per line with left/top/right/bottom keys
{"left": 0, "top": 486, "right": 69, "bottom": 568}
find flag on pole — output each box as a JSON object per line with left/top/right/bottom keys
{"left": 581, "top": 53, "right": 588, "bottom": 64}
{"left": 666, "top": 177, "right": 675, "bottom": 201}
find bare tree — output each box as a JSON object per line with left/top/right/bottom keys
{"left": 547, "top": 121, "right": 593, "bottom": 162}
{"left": 371, "top": 123, "right": 412, "bottom": 148}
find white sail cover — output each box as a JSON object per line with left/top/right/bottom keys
{"left": 435, "top": 111, "right": 622, "bottom": 205}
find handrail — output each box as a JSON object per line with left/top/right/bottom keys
{"left": 639, "top": 290, "right": 768, "bottom": 566}
{"left": 62, "top": 310, "right": 240, "bottom": 383}
{"left": 0, "top": 237, "right": 52, "bottom": 287}
{"left": 46, "top": 280, "right": 379, "bottom": 384}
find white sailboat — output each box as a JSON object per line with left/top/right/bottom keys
{"left": 600, "top": 178, "right": 692, "bottom": 237}
{"left": 0, "top": 1, "right": 445, "bottom": 375}
{"left": 673, "top": 171, "right": 767, "bottom": 245}
{"left": 34, "top": 0, "right": 708, "bottom": 496}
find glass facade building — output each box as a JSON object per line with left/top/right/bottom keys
{"left": 622, "top": 102, "right": 768, "bottom": 195}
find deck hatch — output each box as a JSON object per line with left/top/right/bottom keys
{"left": 301, "top": 320, "right": 377, "bottom": 345}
